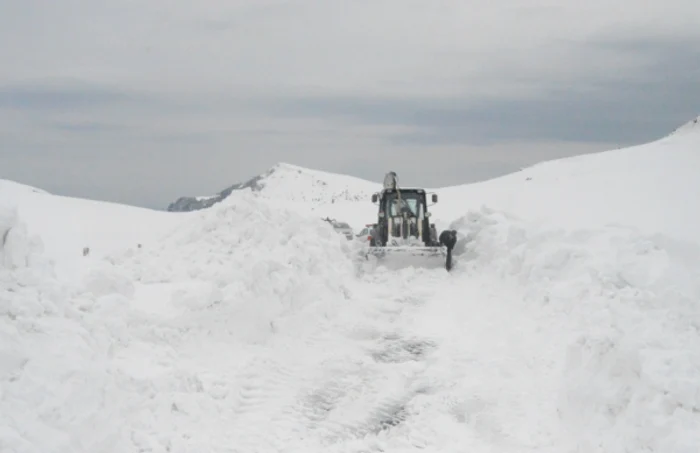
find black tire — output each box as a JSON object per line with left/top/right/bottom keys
{"left": 421, "top": 218, "right": 431, "bottom": 245}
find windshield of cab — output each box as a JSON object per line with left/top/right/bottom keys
{"left": 386, "top": 193, "right": 420, "bottom": 217}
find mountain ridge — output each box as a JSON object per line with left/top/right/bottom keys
{"left": 166, "top": 162, "right": 379, "bottom": 212}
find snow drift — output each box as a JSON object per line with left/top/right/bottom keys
{"left": 448, "top": 206, "right": 700, "bottom": 452}
{"left": 0, "top": 201, "right": 126, "bottom": 453}
{"left": 108, "top": 190, "right": 358, "bottom": 341}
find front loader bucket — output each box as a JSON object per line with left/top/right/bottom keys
{"left": 365, "top": 246, "right": 448, "bottom": 271}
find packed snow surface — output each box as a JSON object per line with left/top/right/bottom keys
{"left": 1, "top": 118, "right": 699, "bottom": 452}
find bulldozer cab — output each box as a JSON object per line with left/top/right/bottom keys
{"left": 371, "top": 188, "right": 436, "bottom": 246}
{"left": 374, "top": 188, "right": 434, "bottom": 219}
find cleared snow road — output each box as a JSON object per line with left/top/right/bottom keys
{"left": 102, "top": 257, "right": 564, "bottom": 453}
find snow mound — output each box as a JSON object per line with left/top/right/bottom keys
{"left": 0, "top": 203, "right": 130, "bottom": 453}
{"left": 450, "top": 207, "right": 700, "bottom": 452}
{"left": 110, "top": 190, "right": 357, "bottom": 341}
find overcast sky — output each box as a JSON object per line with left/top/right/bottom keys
{"left": 1, "top": 0, "right": 699, "bottom": 209}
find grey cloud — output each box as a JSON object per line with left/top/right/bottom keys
{"left": 50, "top": 120, "right": 124, "bottom": 133}
{"left": 191, "top": 2, "right": 304, "bottom": 33}
{"left": 0, "top": 84, "right": 129, "bottom": 110}
{"left": 0, "top": 79, "right": 183, "bottom": 114}
{"left": 260, "top": 37, "right": 699, "bottom": 147}
{"left": 196, "top": 18, "right": 236, "bottom": 32}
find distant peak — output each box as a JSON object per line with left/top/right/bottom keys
{"left": 271, "top": 162, "right": 304, "bottom": 171}
{"left": 263, "top": 162, "right": 307, "bottom": 176}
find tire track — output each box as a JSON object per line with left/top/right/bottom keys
{"left": 120, "top": 265, "right": 454, "bottom": 451}
{"left": 207, "top": 267, "right": 447, "bottom": 450}
{"left": 271, "top": 268, "right": 451, "bottom": 449}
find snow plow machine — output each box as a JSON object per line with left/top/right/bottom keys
{"left": 364, "top": 172, "right": 457, "bottom": 271}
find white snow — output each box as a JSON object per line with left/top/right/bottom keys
{"left": 432, "top": 122, "right": 700, "bottom": 242}
{"left": 255, "top": 163, "right": 378, "bottom": 204}
{"left": 447, "top": 207, "right": 700, "bottom": 452}
{"left": 1, "top": 179, "right": 187, "bottom": 283}
{"left": 1, "top": 116, "right": 700, "bottom": 452}
{"left": 186, "top": 162, "right": 379, "bottom": 231}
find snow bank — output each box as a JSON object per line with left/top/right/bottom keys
{"left": 1, "top": 189, "right": 362, "bottom": 452}
{"left": 43, "top": 190, "right": 367, "bottom": 451}
{"left": 0, "top": 203, "right": 132, "bottom": 453}
{"left": 109, "top": 190, "right": 357, "bottom": 341}
{"left": 450, "top": 207, "right": 700, "bottom": 452}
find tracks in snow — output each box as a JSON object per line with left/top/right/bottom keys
{"left": 111, "top": 266, "right": 452, "bottom": 452}
{"left": 111, "top": 266, "right": 561, "bottom": 452}
{"left": 207, "top": 268, "right": 452, "bottom": 451}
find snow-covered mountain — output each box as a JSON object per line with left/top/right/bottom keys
{"left": 430, "top": 114, "right": 700, "bottom": 242}
{"left": 2, "top": 115, "right": 700, "bottom": 453}
{"left": 167, "top": 162, "right": 379, "bottom": 212}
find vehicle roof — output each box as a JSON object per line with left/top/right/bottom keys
{"left": 380, "top": 187, "right": 426, "bottom": 193}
